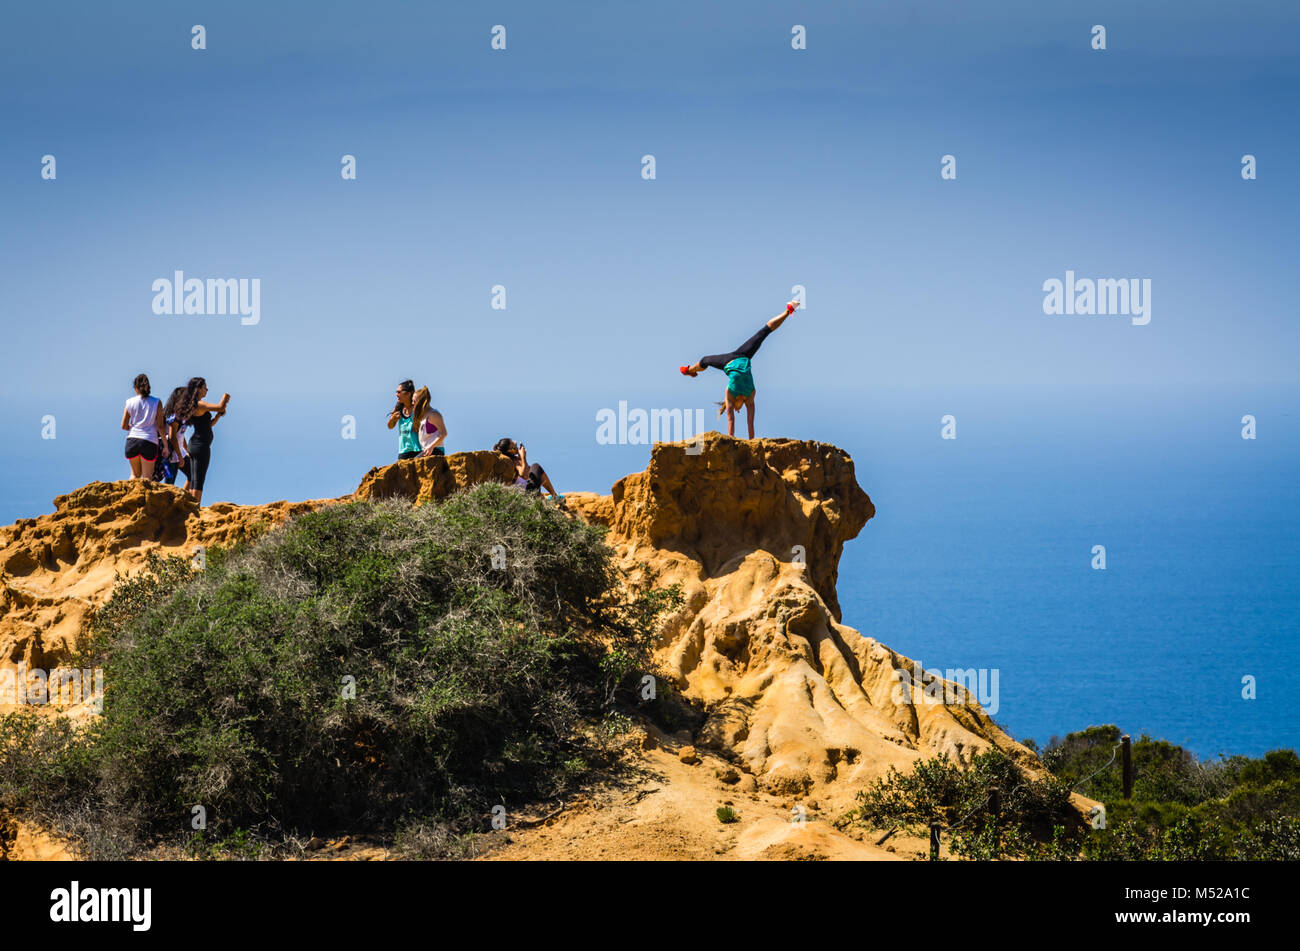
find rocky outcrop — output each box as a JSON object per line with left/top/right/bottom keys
{"left": 355, "top": 452, "right": 517, "bottom": 505}
{"left": 567, "top": 436, "right": 872, "bottom": 622}
{"left": 566, "top": 433, "right": 1039, "bottom": 804}
{"left": 0, "top": 481, "right": 320, "bottom": 675}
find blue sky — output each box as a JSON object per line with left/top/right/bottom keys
{"left": 1, "top": 0, "right": 1298, "bottom": 506}
{"left": 3, "top": 2, "right": 1298, "bottom": 756}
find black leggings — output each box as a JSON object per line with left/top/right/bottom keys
{"left": 699, "top": 323, "right": 773, "bottom": 371}
{"left": 186, "top": 444, "right": 212, "bottom": 492}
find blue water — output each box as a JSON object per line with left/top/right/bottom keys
{"left": 2, "top": 383, "right": 1296, "bottom": 759}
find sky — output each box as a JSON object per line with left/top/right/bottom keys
{"left": 2, "top": 2, "right": 1299, "bottom": 757}
{"left": 1, "top": 0, "right": 1298, "bottom": 504}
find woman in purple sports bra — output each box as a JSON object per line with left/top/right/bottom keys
{"left": 412, "top": 386, "right": 447, "bottom": 457}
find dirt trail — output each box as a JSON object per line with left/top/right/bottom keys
{"left": 481, "top": 737, "right": 916, "bottom": 861}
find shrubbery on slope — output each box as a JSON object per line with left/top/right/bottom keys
{"left": 0, "top": 484, "right": 681, "bottom": 858}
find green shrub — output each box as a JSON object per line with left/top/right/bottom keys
{"left": 1043, "top": 726, "right": 1300, "bottom": 860}
{"left": 1042, "top": 726, "right": 1233, "bottom": 805}
{"left": 3, "top": 485, "right": 680, "bottom": 858}
{"left": 844, "top": 748, "right": 1084, "bottom": 859}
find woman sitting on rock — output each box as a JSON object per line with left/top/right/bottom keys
{"left": 493, "top": 438, "right": 563, "bottom": 502}
{"left": 679, "top": 300, "right": 801, "bottom": 438}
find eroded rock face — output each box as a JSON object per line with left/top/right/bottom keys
{"left": 570, "top": 434, "right": 872, "bottom": 622}
{"left": 567, "top": 434, "right": 1040, "bottom": 805}
{"left": 0, "top": 481, "right": 320, "bottom": 674}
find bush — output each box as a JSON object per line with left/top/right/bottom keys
{"left": 844, "top": 748, "right": 1084, "bottom": 859}
{"left": 1042, "top": 726, "right": 1234, "bottom": 805}
{"left": 1043, "top": 726, "right": 1300, "bottom": 860}
{"left": 2, "top": 485, "right": 680, "bottom": 857}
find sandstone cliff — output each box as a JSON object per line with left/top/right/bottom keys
{"left": 1, "top": 438, "right": 1047, "bottom": 858}
{"left": 565, "top": 434, "right": 1037, "bottom": 803}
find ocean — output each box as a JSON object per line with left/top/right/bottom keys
{"left": 2, "top": 382, "right": 1296, "bottom": 759}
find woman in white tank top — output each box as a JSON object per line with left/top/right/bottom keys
{"left": 119, "top": 373, "right": 164, "bottom": 481}
{"left": 412, "top": 386, "right": 448, "bottom": 456}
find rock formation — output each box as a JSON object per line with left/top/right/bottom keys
{"left": 0, "top": 481, "right": 318, "bottom": 676}
{"left": 1, "top": 436, "right": 1053, "bottom": 856}
{"left": 565, "top": 434, "right": 1038, "bottom": 803}
{"left": 354, "top": 451, "right": 518, "bottom": 505}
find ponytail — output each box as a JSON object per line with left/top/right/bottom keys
{"left": 412, "top": 386, "right": 431, "bottom": 425}
{"left": 133, "top": 373, "right": 151, "bottom": 398}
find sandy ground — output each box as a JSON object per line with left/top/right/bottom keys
{"left": 0, "top": 737, "right": 945, "bottom": 862}
{"left": 478, "top": 741, "right": 928, "bottom": 861}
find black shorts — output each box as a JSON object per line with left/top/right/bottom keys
{"left": 398, "top": 450, "right": 421, "bottom": 460}
{"left": 125, "top": 438, "right": 158, "bottom": 462}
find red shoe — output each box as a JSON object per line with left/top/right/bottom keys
{"left": 679, "top": 366, "right": 694, "bottom": 376}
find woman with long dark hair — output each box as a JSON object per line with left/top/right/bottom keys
{"left": 158, "top": 386, "right": 190, "bottom": 486}
{"left": 493, "top": 438, "right": 562, "bottom": 502}
{"left": 386, "top": 379, "right": 422, "bottom": 460}
{"left": 172, "top": 377, "right": 229, "bottom": 505}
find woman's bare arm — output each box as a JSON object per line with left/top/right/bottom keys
{"left": 427, "top": 410, "right": 446, "bottom": 449}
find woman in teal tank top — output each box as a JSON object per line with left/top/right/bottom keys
{"left": 387, "top": 379, "right": 423, "bottom": 459}
{"left": 679, "top": 301, "right": 800, "bottom": 438}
